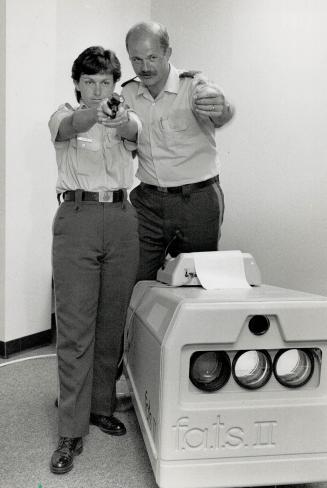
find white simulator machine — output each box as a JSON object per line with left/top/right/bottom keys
{"left": 124, "top": 252, "right": 327, "bottom": 488}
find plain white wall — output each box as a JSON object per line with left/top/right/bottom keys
{"left": 1, "top": 0, "right": 151, "bottom": 342}
{"left": 152, "top": 0, "right": 327, "bottom": 296}
{"left": 4, "top": 0, "right": 57, "bottom": 342}
{"left": 54, "top": 0, "right": 151, "bottom": 106}
{"left": 0, "top": 0, "right": 5, "bottom": 340}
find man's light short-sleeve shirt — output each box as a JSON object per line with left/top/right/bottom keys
{"left": 48, "top": 104, "right": 138, "bottom": 193}
{"left": 122, "top": 64, "right": 220, "bottom": 187}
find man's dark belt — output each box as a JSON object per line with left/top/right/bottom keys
{"left": 140, "top": 175, "right": 219, "bottom": 193}
{"left": 62, "top": 189, "right": 124, "bottom": 203}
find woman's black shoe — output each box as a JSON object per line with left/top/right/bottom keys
{"left": 90, "top": 414, "right": 126, "bottom": 436}
{"left": 50, "top": 436, "right": 83, "bottom": 474}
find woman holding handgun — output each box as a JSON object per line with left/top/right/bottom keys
{"left": 48, "top": 46, "right": 141, "bottom": 475}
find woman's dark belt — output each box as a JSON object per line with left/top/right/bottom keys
{"left": 140, "top": 175, "right": 219, "bottom": 193}
{"left": 60, "top": 189, "right": 124, "bottom": 203}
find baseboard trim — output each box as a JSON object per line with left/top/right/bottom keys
{"left": 0, "top": 329, "right": 53, "bottom": 359}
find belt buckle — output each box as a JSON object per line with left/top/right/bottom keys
{"left": 157, "top": 186, "right": 168, "bottom": 193}
{"left": 98, "top": 190, "right": 113, "bottom": 202}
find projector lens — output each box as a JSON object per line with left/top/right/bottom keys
{"left": 232, "top": 350, "right": 272, "bottom": 389}
{"left": 273, "top": 349, "right": 314, "bottom": 388}
{"left": 248, "top": 315, "right": 270, "bottom": 335}
{"left": 190, "top": 351, "right": 231, "bottom": 391}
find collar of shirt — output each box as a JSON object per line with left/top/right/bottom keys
{"left": 136, "top": 64, "right": 180, "bottom": 100}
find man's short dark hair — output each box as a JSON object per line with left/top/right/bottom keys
{"left": 72, "top": 46, "right": 121, "bottom": 102}
{"left": 125, "top": 22, "right": 170, "bottom": 54}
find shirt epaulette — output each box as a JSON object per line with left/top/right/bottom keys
{"left": 179, "top": 70, "right": 201, "bottom": 78}
{"left": 121, "top": 76, "right": 139, "bottom": 87}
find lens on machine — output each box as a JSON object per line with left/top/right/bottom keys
{"left": 232, "top": 350, "right": 272, "bottom": 389}
{"left": 248, "top": 315, "right": 270, "bottom": 335}
{"left": 189, "top": 351, "right": 231, "bottom": 392}
{"left": 273, "top": 348, "right": 314, "bottom": 388}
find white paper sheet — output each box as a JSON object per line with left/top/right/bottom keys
{"left": 193, "top": 250, "right": 250, "bottom": 290}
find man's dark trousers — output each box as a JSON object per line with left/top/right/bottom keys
{"left": 130, "top": 178, "right": 224, "bottom": 281}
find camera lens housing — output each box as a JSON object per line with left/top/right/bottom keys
{"left": 248, "top": 315, "right": 270, "bottom": 335}
{"left": 273, "top": 348, "right": 314, "bottom": 388}
{"left": 189, "top": 351, "right": 231, "bottom": 392}
{"left": 232, "top": 350, "right": 272, "bottom": 389}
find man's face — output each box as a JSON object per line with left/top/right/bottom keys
{"left": 74, "top": 72, "right": 115, "bottom": 108}
{"left": 127, "top": 34, "right": 171, "bottom": 96}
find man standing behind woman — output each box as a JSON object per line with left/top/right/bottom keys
{"left": 49, "top": 46, "right": 141, "bottom": 474}
{"left": 123, "top": 21, "right": 234, "bottom": 281}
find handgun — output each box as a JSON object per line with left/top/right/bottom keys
{"left": 107, "top": 93, "right": 124, "bottom": 119}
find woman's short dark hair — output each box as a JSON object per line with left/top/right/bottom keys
{"left": 72, "top": 46, "right": 121, "bottom": 102}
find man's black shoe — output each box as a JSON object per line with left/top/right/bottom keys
{"left": 50, "top": 436, "right": 83, "bottom": 474}
{"left": 90, "top": 413, "right": 126, "bottom": 436}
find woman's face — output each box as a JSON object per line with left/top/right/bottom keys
{"left": 74, "top": 72, "right": 115, "bottom": 107}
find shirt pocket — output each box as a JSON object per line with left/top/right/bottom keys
{"left": 159, "top": 115, "right": 191, "bottom": 146}
{"left": 71, "top": 136, "right": 102, "bottom": 175}
{"left": 160, "top": 116, "right": 189, "bottom": 132}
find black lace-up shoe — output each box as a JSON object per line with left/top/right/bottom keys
{"left": 50, "top": 436, "right": 83, "bottom": 474}
{"left": 90, "top": 414, "right": 126, "bottom": 436}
